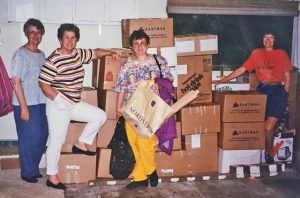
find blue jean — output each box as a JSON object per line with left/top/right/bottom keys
{"left": 256, "top": 83, "right": 288, "bottom": 122}
{"left": 13, "top": 104, "right": 48, "bottom": 177}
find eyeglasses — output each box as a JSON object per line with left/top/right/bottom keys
{"left": 132, "top": 40, "right": 148, "bottom": 48}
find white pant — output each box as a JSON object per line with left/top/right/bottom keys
{"left": 45, "top": 96, "right": 107, "bottom": 175}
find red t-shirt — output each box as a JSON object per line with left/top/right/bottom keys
{"left": 242, "top": 48, "right": 292, "bottom": 82}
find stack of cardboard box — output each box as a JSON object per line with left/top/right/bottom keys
{"left": 58, "top": 88, "right": 98, "bottom": 183}
{"left": 154, "top": 34, "right": 220, "bottom": 177}
{"left": 213, "top": 91, "right": 267, "bottom": 173}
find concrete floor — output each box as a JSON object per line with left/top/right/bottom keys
{"left": 1, "top": 166, "right": 300, "bottom": 198}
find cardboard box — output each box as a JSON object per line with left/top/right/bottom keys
{"left": 92, "top": 49, "right": 132, "bottom": 89}
{"left": 156, "top": 133, "right": 218, "bottom": 176}
{"left": 183, "top": 133, "right": 217, "bottom": 151}
{"left": 212, "top": 83, "right": 250, "bottom": 91}
{"left": 156, "top": 122, "right": 182, "bottom": 152}
{"left": 218, "top": 148, "right": 261, "bottom": 173}
{"left": 81, "top": 87, "right": 98, "bottom": 106}
{"left": 97, "top": 90, "right": 117, "bottom": 120}
{"left": 213, "top": 91, "right": 267, "bottom": 122}
{"left": 175, "top": 34, "right": 218, "bottom": 56}
{"left": 177, "top": 55, "right": 212, "bottom": 104}
{"left": 121, "top": 18, "right": 174, "bottom": 48}
{"left": 58, "top": 153, "right": 96, "bottom": 183}
{"left": 97, "top": 119, "right": 117, "bottom": 148}
{"left": 212, "top": 70, "right": 236, "bottom": 82}
{"left": 219, "top": 122, "right": 265, "bottom": 150}
{"left": 180, "top": 103, "right": 220, "bottom": 135}
{"left": 61, "top": 122, "right": 97, "bottom": 152}
{"left": 0, "top": 156, "right": 20, "bottom": 170}
{"left": 97, "top": 149, "right": 112, "bottom": 178}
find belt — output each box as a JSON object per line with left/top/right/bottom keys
{"left": 260, "top": 82, "right": 284, "bottom": 86}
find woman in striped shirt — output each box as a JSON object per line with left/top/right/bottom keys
{"left": 39, "top": 23, "right": 119, "bottom": 190}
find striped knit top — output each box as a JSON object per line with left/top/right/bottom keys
{"left": 38, "top": 48, "right": 94, "bottom": 103}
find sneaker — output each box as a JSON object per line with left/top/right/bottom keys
{"left": 265, "top": 154, "right": 275, "bottom": 164}
{"left": 149, "top": 170, "right": 158, "bottom": 187}
{"left": 125, "top": 179, "right": 148, "bottom": 190}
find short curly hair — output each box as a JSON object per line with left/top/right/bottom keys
{"left": 57, "top": 23, "right": 80, "bottom": 41}
{"left": 23, "top": 18, "right": 45, "bottom": 35}
{"left": 129, "top": 29, "right": 150, "bottom": 47}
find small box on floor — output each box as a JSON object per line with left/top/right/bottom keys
{"left": 58, "top": 153, "right": 96, "bottom": 184}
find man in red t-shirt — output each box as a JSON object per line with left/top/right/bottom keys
{"left": 213, "top": 33, "right": 292, "bottom": 164}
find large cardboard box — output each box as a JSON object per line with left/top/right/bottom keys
{"left": 218, "top": 148, "right": 261, "bottom": 173}
{"left": 175, "top": 34, "right": 218, "bottom": 56}
{"left": 213, "top": 91, "right": 267, "bottom": 122}
{"left": 81, "top": 87, "right": 98, "bottom": 106}
{"left": 61, "top": 122, "right": 97, "bottom": 152}
{"left": 156, "top": 133, "right": 218, "bottom": 177}
{"left": 121, "top": 18, "right": 174, "bottom": 48}
{"left": 92, "top": 49, "right": 132, "bottom": 89}
{"left": 58, "top": 153, "right": 96, "bottom": 183}
{"left": 177, "top": 55, "right": 212, "bottom": 104}
{"left": 97, "top": 90, "right": 117, "bottom": 120}
{"left": 180, "top": 103, "right": 220, "bottom": 135}
{"left": 219, "top": 122, "right": 265, "bottom": 150}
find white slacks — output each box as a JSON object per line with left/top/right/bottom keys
{"left": 45, "top": 96, "right": 107, "bottom": 175}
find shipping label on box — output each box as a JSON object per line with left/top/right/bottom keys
{"left": 177, "top": 55, "right": 212, "bottom": 104}
{"left": 180, "top": 103, "right": 220, "bottom": 135}
{"left": 121, "top": 18, "right": 174, "bottom": 48}
{"left": 175, "top": 34, "right": 218, "bottom": 56}
{"left": 58, "top": 153, "right": 96, "bottom": 183}
{"left": 219, "top": 122, "right": 265, "bottom": 150}
{"left": 183, "top": 133, "right": 218, "bottom": 151}
{"left": 213, "top": 91, "right": 267, "bottom": 122}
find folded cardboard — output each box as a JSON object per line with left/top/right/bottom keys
{"left": 97, "top": 90, "right": 117, "bottom": 120}
{"left": 213, "top": 91, "right": 267, "bottom": 122}
{"left": 58, "top": 153, "right": 96, "bottom": 183}
{"left": 175, "top": 34, "right": 218, "bottom": 56}
{"left": 219, "top": 122, "right": 265, "bottom": 150}
{"left": 156, "top": 133, "right": 218, "bottom": 176}
{"left": 218, "top": 148, "right": 261, "bottom": 173}
{"left": 61, "top": 122, "right": 97, "bottom": 152}
{"left": 180, "top": 103, "right": 220, "bottom": 135}
{"left": 177, "top": 55, "right": 212, "bottom": 104}
{"left": 81, "top": 87, "right": 98, "bottom": 107}
{"left": 121, "top": 18, "right": 174, "bottom": 48}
